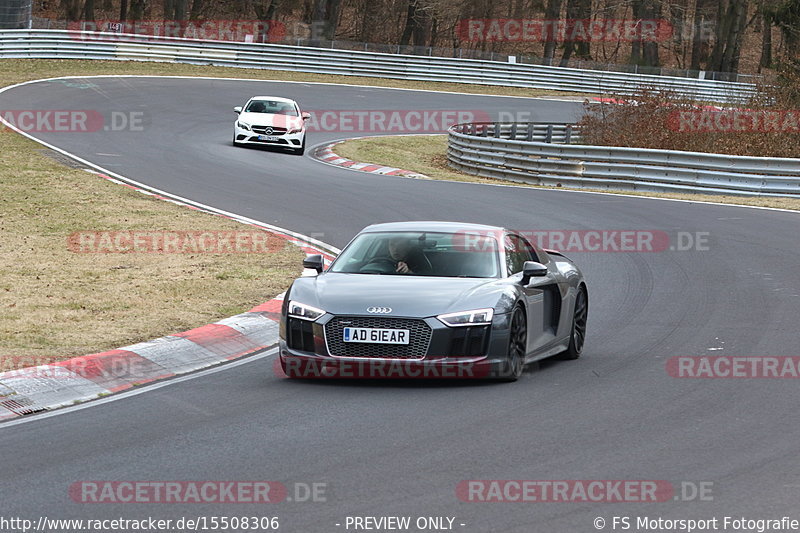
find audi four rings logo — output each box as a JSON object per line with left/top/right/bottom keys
{"left": 367, "top": 307, "right": 392, "bottom": 314}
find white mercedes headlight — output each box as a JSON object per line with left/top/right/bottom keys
{"left": 237, "top": 121, "right": 251, "bottom": 131}
{"left": 437, "top": 308, "right": 494, "bottom": 327}
{"left": 287, "top": 301, "right": 325, "bottom": 321}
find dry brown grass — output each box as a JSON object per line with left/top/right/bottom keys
{"left": 0, "top": 131, "right": 304, "bottom": 369}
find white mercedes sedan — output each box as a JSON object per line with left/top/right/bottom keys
{"left": 233, "top": 96, "right": 310, "bottom": 155}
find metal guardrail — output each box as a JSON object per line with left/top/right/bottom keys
{"left": 0, "top": 29, "right": 756, "bottom": 104}
{"left": 29, "top": 18, "right": 763, "bottom": 83}
{"left": 447, "top": 123, "right": 800, "bottom": 197}
{"left": 452, "top": 122, "right": 580, "bottom": 143}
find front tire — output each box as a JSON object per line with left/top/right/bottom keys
{"left": 233, "top": 133, "right": 240, "bottom": 147}
{"left": 294, "top": 137, "right": 306, "bottom": 156}
{"left": 559, "top": 286, "right": 587, "bottom": 360}
{"left": 500, "top": 306, "right": 527, "bottom": 382}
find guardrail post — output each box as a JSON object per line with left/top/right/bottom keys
{"left": 526, "top": 123, "right": 534, "bottom": 141}
{"left": 510, "top": 123, "right": 517, "bottom": 140}
{"left": 565, "top": 125, "right": 572, "bottom": 144}
{"left": 493, "top": 123, "right": 500, "bottom": 138}
{"left": 545, "top": 125, "right": 553, "bottom": 143}
{"left": 481, "top": 125, "right": 489, "bottom": 137}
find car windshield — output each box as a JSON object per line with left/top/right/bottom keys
{"left": 329, "top": 231, "right": 501, "bottom": 278}
{"left": 244, "top": 100, "right": 298, "bottom": 116}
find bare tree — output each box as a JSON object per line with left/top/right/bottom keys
{"left": 630, "top": 0, "right": 661, "bottom": 67}
{"left": 543, "top": 0, "right": 563, "bottom": 65}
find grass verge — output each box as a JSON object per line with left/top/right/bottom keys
{"left": 333, "top": 135, "right": 800, "bottom": 211}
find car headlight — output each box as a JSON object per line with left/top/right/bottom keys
{"left": 287, "top": 301, "right": 325, "bottom": 321}
{"left": 237, "top": 121, "right": 251, "bottom": 131}
{"left": 437, "top": 308, "right": 494, "bottom": 327}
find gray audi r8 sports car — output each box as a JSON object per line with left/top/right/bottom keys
{"left": 279, "top": 221, "right": 588, "bottom": 381}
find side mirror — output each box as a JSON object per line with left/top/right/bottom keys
{"left": 301, "top": 112, "right": 311, "bottom": 121}
{"left": 521, "top": 261, "right": 548, "bottom": 285}
{"left": 303, "top": 254, "right": 324, "bottom": 274}
{"left": 233, "top": 106, "right": 242, "bottom": 114}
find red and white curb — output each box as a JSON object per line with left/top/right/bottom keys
{"left": 312, "top": 138, "right": 430, "bottom": 178}
{"left": 0, "top": 170, "right": 336, "bottom": 422}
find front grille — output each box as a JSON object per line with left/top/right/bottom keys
{"left": 251, "top": 125, "right": 287, "bottom": 135}
{"left": 325, "top": 316, "right": 432, "bottom": 359}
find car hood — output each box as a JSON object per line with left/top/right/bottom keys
{"left": 237, "top": 112, "right": 303, "bottom": 129}
{"left": 288, "top": 273, "right": 509, "bottom": 318}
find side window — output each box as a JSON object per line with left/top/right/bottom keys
{"left": 504, "top": 234, "right": 533, "bottom": 274}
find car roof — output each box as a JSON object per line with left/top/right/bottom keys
{"left": 248, "top": 96, "right": 297, "bottom": 104}
{"left": 360, "top": 221, "right": 506, "bottom": 234}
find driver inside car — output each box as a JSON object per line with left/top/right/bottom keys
{"left": 386, "top": 236, "right": 432, "bottom": 274}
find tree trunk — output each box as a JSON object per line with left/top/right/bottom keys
{"left": 630, "top": 0, "right": 660, "bottom": 67}
{"left": 542, "top": 0, "right": 562, "bottom": 65}
{"left": 120, "top": 0, "right": 128, "bottom": 20}
{"left": 129, "top": 0, "right": 145, "bottom": 20}
{"left": 83, "top": 0, "right": 96, "bottom": 21}
{"left": 327, "top": 0, "right": 341, "bottom": 40}
{"left": 560, "top": 0, "right": 591, "bottom": 66}
{"left": 760, "top": 7, "right": 773, "bottom": 70}
{"left": 399, "top": 0, "right": 417, "bottom": 47}
{"left": 690, "top": 0, "right": 713, "bottom": 71}
{"left": 642, "top": 0, "right": 661, "bottom": 66}
{"left": 173, "top": 0, "right": 186, "bottom": 20}
{"left": 411, "top": 1, "right": 430, "bottom": 46}
{"left": 60, "top": 0, "right": 81, "bottom": 21}
{"left": 708, "top": 0, "right": 732, "bottom": 72}
{"left": 189, "top": 0, "right": 203, "bottom": 20}
{"left": 720, "top": 0, "right": 748, "bottom": 73}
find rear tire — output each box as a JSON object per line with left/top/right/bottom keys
{"left": 559, "top": 286, "right": 587, "bottom": 360}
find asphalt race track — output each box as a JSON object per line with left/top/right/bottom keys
{"left": 1, "top": 77, "right": 800, "bottom": 532}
